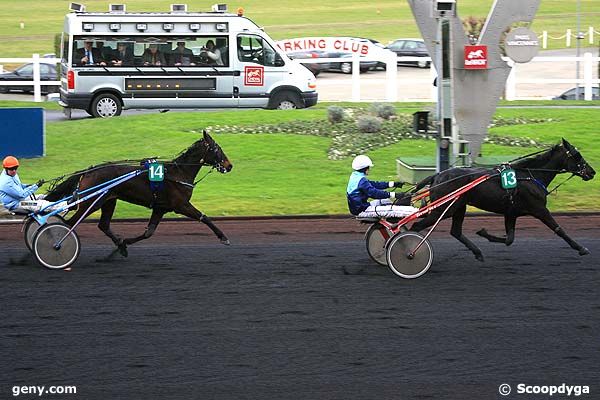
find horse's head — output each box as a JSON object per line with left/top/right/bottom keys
{"left": 200, "top": 131, "right": 233, "bottom": 173}
{"left": 560, "top": 138, "right": 595, "bottom": 181}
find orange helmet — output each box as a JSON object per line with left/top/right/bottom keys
{"left": 2, "top": 156, "right": 19, "bottom": 169}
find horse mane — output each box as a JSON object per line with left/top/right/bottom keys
{"left": 173, "top": 138, "right": 205, "bottom": 164}
{"left": 512, "top": 144, "right": 560, "bottom": 169}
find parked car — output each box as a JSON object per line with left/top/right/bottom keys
{"left": 286, "top": 50, "right": 327, "bottom": 77}
{"left": 0, "top": 62, "right": 58, "bottom": 94}
{"left": 386, "top": 38, "right": 431, "bottom": 68}
{"left": 319, "top": 51, "right": 377, "bottom": 74}
{"left": 552, "top": 86, "right": 599, "bottom": 100}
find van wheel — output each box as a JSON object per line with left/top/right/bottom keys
{"left": 272, "top": 91, "right": 303, "bottom": 110}
{"left": 91, "top": 93, "right": 122, "bottom": 118}
{"left": 341, "top": 62, "right": 352, "bottom": 74}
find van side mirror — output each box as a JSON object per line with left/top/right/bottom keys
{"left": 274, "top": 54, "right": 285, "bottom": 67}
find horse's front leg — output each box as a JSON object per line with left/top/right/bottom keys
{"left": 175, "top": 202, "right": 230, "bottom": 245}
{"left": 118, "top": 208, "right": 166, "bottom": 257}
{"left": 476, "top": 214, "right": 517, "bottom": 246}
{"left": 533, "top": 208, "right": 589, "bottom": 256}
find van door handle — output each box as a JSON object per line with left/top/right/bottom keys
{"left": 233, "top": 71, "right": 241, "bottom": 76}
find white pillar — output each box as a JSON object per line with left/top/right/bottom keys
{"left": 351, "top": 53, "right": 360, "bottom": 102}
{"left": 32, "top": 53, "right": 42, "bottom": 102}
{"left": 385, "top": 52, "right": 397, "bottom": 102}
{"left": 542, "top": 31, "right": 547, "bottom": 49}
{"left": 566, "top": 29, "right": 572, "bottom": 47}
{"left": 505, "top": 59, "right": 516, "bottom": 101}
{"left": 583, "top": 52, "right": 593, "bottom": 101}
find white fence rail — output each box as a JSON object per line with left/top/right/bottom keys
{"left": 0, "top": 53, "right": 598, "bottom": 104}
{"left": 0, "top": 54, "right": 61, "bottom": 102}
{"left": 541, "top": 27, "right": 599, "bottom": 48}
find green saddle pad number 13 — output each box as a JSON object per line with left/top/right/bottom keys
{"left": 500, "top": 168, "right": 517, "bottom": 189}
{"left": 148, "top": 163, "right": 164, "bottom": 182}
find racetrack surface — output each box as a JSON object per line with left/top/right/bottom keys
{"left": 1, "top": 215, "right": 599, "bottom": 399}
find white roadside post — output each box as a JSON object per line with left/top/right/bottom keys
{"left": 352, "top": 52, "right": 360, "bottom": 101}
{"left": 583, "top": 52, "right": 592, "bottom": 101}
{"left": 505, "top": 59, "right": 516, "bottom": 101}
{"left": 32, "top": 53, "right": 41, "bottom": 102}
{"left": 385, "top": 51, "right": 397, "bottom": 102}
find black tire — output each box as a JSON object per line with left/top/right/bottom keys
{"left": 271, "top": 91, "right": 303, "bottom": 110}
{"left": 33, "top": 222, "right": 81, "bottom": 270}
{"left": 365, "top": 223, "right": 392, "bottom": 266}
{"left": 24, "top": 215, "right": 66, "bottom": 252}
{"left": 90, "top": 93, "right": 122, "bottom": 118}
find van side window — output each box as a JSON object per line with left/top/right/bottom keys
{"left": 237, "top": 34, "right": 284, "bottom": 67}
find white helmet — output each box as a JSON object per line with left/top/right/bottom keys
{"left": 352, "top": 155, "right": 374, "bottom": 171}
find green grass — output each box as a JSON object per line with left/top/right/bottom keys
{"left": 0, "top": 0, "right": 597, "bottom": 57}
{"left": 8, "top": 106, "right": 600, "bottom": 218}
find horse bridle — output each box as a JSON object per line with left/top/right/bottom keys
{"left": 564, "top": 147, "right": 589, "bottom": 178}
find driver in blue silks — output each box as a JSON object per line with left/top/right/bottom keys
{"left": 346, "top": 155, "right": 412, "bottom": 216}
{"left": 0, "top": 156, "right": 42, "bottom": 212}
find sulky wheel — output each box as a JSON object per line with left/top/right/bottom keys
{"left": 33, "top": 222, "right": 81, "bottom": 270}
{"left": 386, "top": 232, "right": 433, "bottom": 279}
{"left": 365, "top": 223, "right": 393, "bottom": 266}
{"left": 24, "top": 215, "right": 66, "bottom": 252}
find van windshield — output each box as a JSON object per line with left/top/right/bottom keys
{"left": 71, "top": 36, "right": 229, "bottom": 67}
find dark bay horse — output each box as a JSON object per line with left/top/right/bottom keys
{"left": 45, "top": 131, "right": 233, "bottom": 256}
{"left": 411, "top": 138, "right": 595, "bottom": 261}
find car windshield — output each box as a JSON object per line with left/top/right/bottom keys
{"left": 16, "top": 64, "right": 33, "bottom": 75}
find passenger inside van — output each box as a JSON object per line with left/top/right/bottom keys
{"left": 171, "top": 41, "right": 196, "bottom": 66}
{"left": 199, "top": 40, "right": 223, "bottom": 66}
{"left": 75, "top": 41, "right": 107, "bottom": 66}
{"left": 111, "top": 42, "right": 134, "bottom": 66}
{"left": 142, "top": 44, "right": 166, "bottom": 66}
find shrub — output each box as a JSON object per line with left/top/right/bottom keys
{"left": 327, "top": 106, "right": 345, "bottom": 124}
{"left": 369, "top": 103, "right": 397, "bottom": 120}
{"left": 356, "top": 116, "right": 382, "bottom": 133}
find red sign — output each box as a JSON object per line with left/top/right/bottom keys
{"left": 464, "top": 45, "right": 488, "bottom": 69}
{"left": 244, "top": 66, "right": 264, "bottom": 86}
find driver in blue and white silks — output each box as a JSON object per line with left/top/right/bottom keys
{"left": 346, "top": 155, "right": 415, "bottom": 218}
{"left": 0, "top": 156, "right": 65, "bottom": 214}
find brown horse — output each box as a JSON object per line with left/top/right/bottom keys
{"left": 411, "top": 139, "right": 595, "bottom": 261}
{"left": 45, "top": 131, "right": 232, "bottom": 256}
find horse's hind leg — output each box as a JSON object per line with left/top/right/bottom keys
{"left": 97, "top": 198, "right": 123, "bottom": 247}
{"left": 450, "top": 204, "right": 484, "bottom": 262}
{"left": 476, "top": 214, "right": 517, "bottom": 246}
{"left": 532, "top": 208, "right": 589, "bottom": 256}
{"left": 175, "top": 202, "right": 230, "bottom": 245}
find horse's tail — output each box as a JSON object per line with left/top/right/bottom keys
{"left": 45, "top": 174, "right": 83, "bottom": 202}
{"left": 412, "top": 174, "right": 436, "bottom": 193}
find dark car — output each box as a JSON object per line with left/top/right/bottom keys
{"left": 0, "top": 62, "right": 58, "bottom": 94}
{"left": 319, "top": 51, "right": 377, "bottom": 74}
{"left": 553, "top": 86, "right": 599, "bottom": 100}
{"left": 287, "top": 50, "right": 327, "bottom": 77}
{"left": 386, "top": 38, "right": 431, "bottom": 68}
